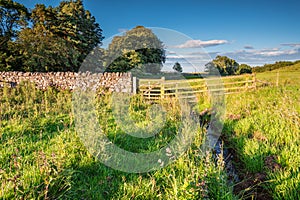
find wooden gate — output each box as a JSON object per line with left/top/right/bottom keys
{"left": 137, "top": 74, "right": 257, "bottom": 101}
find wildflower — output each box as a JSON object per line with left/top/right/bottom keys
{"left": 158, "top": 159, "right": 164, "bottom": 167}
{"left": 166, "top": 147, "right": 172, "bottom": 157}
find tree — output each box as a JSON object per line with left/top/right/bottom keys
{"left": 204, "top": 61, "right": 219, "bottom": 75}
{"left": 252, "top": 61, "right": 296, "bottom": 73}
{"left": 105, "top": 26, "right": 165, "bottom": 73}
{"left": 236, "top": 64, "right": 252, "bottom": 74}
{"left": 55, "top": 0, "right": 103, "bottom": 62}
{"left": 173, "top": 62, "right": 182, "bottom": 72}
{"left": 15, "top": 0, "right": 103, "bottom": 72}
{"left": 16, "top": 4, "right": 67, "bottom": 71}
{"left": 0, "top": 0, "right": 28, "bottom": 44}
{"left": 205, "top": 56, "right": 239, "bottom": 76}
{"left": 0, "top": 0, "right": 29, "bottom": 70}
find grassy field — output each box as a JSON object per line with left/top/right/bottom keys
{"left": 0, "top": 82, "right": 234, "bottom": 199}
{"left": 255, "top": 62, "right": 300, "bottom": 86}
{"left": 0, "top": 63, "right": 299, "bottom": 199}
{"left": 223, "top": 64, "right": 300, "bottom": 199}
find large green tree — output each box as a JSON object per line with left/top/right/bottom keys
{"left": 105, "top": 26, "right": 165, "bottom": 73}
{"left": 55, "top": 0, "right": 103, "bottom": 62}
{"left": 0, "top": 0, "right": 28, "bottom": 44}
{"left": 236, "top": 64, "right": 252, "bottom": 74}
{"left": 16, "top": 0, "right": 103, "bottom": 72}
{"left": 0, "top": 0, "right": 29, "bottom": 71}
{"left": 16, "top": 4, "right": 65, "bottom": 71}
{"left": 205, "top": 55, "right": 239, "bottom": 76}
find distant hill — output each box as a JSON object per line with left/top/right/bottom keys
{"left": 252, "top": 60, "right": 300, "bottom": 73}
{"left": 255, "top": 61, "right": 300, "bottom": 86}
{"left": 276, "top": 62, "right": 300, "bottom": 72}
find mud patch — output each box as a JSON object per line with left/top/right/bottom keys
{"left": 220, "top": 135, "right": 272, "bottom": 199}
{"left": 264, "top": 155, "right": 282, "bottom": 172}
{"left": 233, "top": 172, "right": 273, "bottom": 200}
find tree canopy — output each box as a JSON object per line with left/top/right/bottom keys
{"left": 0, "top": 0, "right": 103, "bottom": 72}
{"left": 105, "top": 26, "right": 166, "bottom": 73}
{"left": 212, "top": 55, "right": 239, "bottom": 75}
{"left": 0, "top": 0, "right": 28, "bottom": 42}
{"left": 236, "top": 64, "right": 252, "bottom": 75}
{"left": 205, "top": 56, "right": 252, "bottom": 76}
{"left": 252, "top": 60, "right": 300, "bottom": 73}
{"left": 173, "top": 62, "right": 182, "bottom": 73}
{"left": 0, "top": 0, "right": 29, "bottom": 71}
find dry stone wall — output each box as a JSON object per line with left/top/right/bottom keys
{"left": 0, "top": 71, "right": 133, "bottom": 93}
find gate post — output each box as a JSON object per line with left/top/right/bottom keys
{"left": 253, "top": 73, "right": 256, "bottom": 89}
{"left": 245, "top": 74, "right": 249, "bottom": 90}
{"left": 161, "top": 77, "right": 165, "bottom": 99}
{"left": 132, "top": 76, "right": 138, "bottom": 94}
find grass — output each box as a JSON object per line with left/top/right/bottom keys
{"left": 223, "top": 64, "right": 300, "bottom": 199}
{"left": 0, "top": 63, "right": 299, "bottom": 199}
{"left": 256, "top": 62, "right": 300, "bottom": 86}
{"left": 0, "top": 82, "right": 235, "bottom": 199}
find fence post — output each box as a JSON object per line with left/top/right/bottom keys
{"left": 245, "top": 74, "right": 249, "bottom": 90}
{"left": 175, "top": 83, "right": 178, "bottom": 99}
{"left": 204, "top": 81, "right": 208, "bottom": 96}
{"left": 132, "top": 77, "right": 138, "bottom": 94}
{"left": 276, "top": 71, "right": 279, "bottom": 87}
{"left": 253, "top": 73, "right": 256, "bottom": 89}
{"left": 148, "top": 81, "right": 151, "bottom": 100}
{"left": 161, "top": 77, "right": 165, "bottom": 99}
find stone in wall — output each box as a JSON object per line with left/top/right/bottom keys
{"left": 0, "top": 71, "right": 133, "bottom": 93}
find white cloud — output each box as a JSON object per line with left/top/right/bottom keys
{"left": 167, "top": 54, "right": 207, "bottom": 59}
{"left": 221, "top": 46, "right": 300, "bottom": 66}
{"left": 173, "top": 39, "right": 228, "bottom": 48}
{"left": 224, "top": 47, "right": 299, "bottom": 57}
{"left": 248, "top": 48, "right": 297, "bottom": 57}
{"left": 186, "top": 51, "right": 220, "bottom": 56}
{"left": 281, "top": 43, "right": 300, "bottom": 47}
{"left": 166, "top": 51, "right": 217, "bottom": 60}
{"left": 166, "top": 50, "right": 177, "bottom": 55}
{"left": 164, "top": 43, "right": 300, "bottom": 70}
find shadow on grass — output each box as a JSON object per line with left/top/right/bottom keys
{"left": 221, "top": 119, "right": 272, "bottom": 199}
{"left": 62, "top": 161, "right": 128, "bottom": 199}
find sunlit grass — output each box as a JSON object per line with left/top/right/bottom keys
{"left": 0, "top": 82, "right": 235, "bottom": 199}
{"left": 1, "top": 63, "right": 299, "bottom": 199}
{"left": 224, "top": 84, "right": 300, "bottom": 199}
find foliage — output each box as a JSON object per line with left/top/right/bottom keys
{"left": 55, "top": 0, "right": 103, "bottom": 62}
{"left": 105, "top": 26, "right": 166, "bottom": 73}
{"left": 204, "top": 61, "right": 219, "bottom": 75}
{"left": 173, "top": 62, "right": 183, "bottom": 73}
{"left": 252, "top": 60, "right": 300, "bottom": 73}
{"left": 236, "top": 64, "right": 252, "bottom": 75}
{"left": 1, "top": 0, "right": 103, "bottom": 72}
{"left": 0, "top": 0, "right": 28, "bottom": 42}
{"left": 205, "top": 56, "right": 239, "bottom": 76}
{"left": 0, "top": 0, "right": 29, "bottom": 71}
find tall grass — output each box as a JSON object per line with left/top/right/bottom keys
{"left": 224, "top": 84, "right": 300, "bottom": 199}
{"left": 0, "top": 82, "right": 235, "bottom": 199}
{"left": 1, "top": 63, "right": 299, "bottom": 199}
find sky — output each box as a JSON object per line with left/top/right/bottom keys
{"left": 17, "top": 0, "right": 300, "bottom": 72}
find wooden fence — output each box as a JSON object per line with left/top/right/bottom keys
{"left": 138, "top": 74, "right": 257, "bottom": 102}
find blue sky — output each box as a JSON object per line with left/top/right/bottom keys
{"left": 17, "top": 0, "right": 300, "bottom": 72}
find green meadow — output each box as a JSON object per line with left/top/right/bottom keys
{"left": 0, "top": 64, "right": 299, "bottom": 199}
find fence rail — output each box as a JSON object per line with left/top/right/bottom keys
{"left": 138, "top": 74, "right": 257, "bottom": 102}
